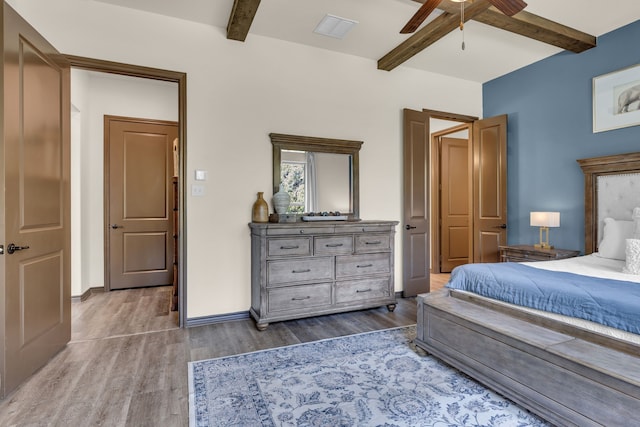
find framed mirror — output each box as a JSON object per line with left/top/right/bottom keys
{"left": 270, "top": 133, "right": 362, "bottom": 220}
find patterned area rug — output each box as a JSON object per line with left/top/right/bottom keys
{"left": 188, "top": 326, "right": 549, "bottom": 426}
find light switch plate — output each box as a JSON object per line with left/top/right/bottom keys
{"left": 194, "top": 169, "right": 208, "bottom": 181}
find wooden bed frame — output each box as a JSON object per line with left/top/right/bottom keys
{"left": 416, "top": 152, "right": 640, "bottom": 427}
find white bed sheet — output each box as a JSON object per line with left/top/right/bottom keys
{"left": 455, "top": 254, "right": 640, "bottom": 345}
{"left": 524, "top": 253, "right": 640, "bottom": 284}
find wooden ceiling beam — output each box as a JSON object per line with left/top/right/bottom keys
{"left": 378, "top": 0, "right": 492, "bottom": 71}
{"left": 379, "top": 0, "right": 597, "bottom": 71}
{"left": 227, "top": 0, "right": 261, "bottom": 42}
{"left": 438, "top": 1, "right": 596, "bottom": 53}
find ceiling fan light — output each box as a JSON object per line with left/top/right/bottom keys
{"left": 451, "top": 0, "right": 466, "bottom": 2}
{"left": 314, "top": 14, "right": 358, "bottom": 40}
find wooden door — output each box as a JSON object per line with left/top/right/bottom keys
{"left": 1, "top": 4, "right": 71, "bottom": 398}
{"left": 402, "top": 109, "right": 430, "bottom": 297}
{"left": 440, "top": 137, "right": 471, "bottom": 272}
{"left": 106, "top": 116, "right": 177, "bottom": 290}
{"left": 473, "top": 115, "right": 508, "bottom": 263}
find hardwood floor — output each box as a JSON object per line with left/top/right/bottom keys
{"left": 430, "top": 272, "right": 451, "bottom": 292}
{"left": 0, "top": 284, "right": 431, "bottom": 426}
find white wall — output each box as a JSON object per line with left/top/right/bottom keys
{"left": 70, "top": 69, "right": 178, "bottom": 296}
{"left": 10, "top": 0, "right": 483, "bottom": 319}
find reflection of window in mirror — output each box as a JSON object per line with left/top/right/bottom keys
{"left": 281, "top": 150, "right": 306, "bottom": 213}
{"left": 281, "top": 150, "right": 351, "bottom": 214}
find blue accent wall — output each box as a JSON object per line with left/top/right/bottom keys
{"left": 483, "top": 20, "right": 640, "bottom": 253}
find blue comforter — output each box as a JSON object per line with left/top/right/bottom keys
{"left": 446, "top": 263, "right": 640, "bottom": 335}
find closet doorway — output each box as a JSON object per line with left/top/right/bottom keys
{"left": 67, "top": 56, "right": 187, "bottom": 326}
{"left": 431, "top": 122, "right": 472, "bottom": 273}
{"left": 428, "top": 112, "right": 508, "bottom": 274}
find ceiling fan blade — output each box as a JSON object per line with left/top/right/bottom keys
{"left": 400, "top": 0, "right": 442, "bottom": 34}
{"left": 487, "top": 0, "right": 527, "bottom": 16}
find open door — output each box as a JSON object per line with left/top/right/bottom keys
{"left": 402, "top": 109, "right": 430, "bottom": 297}
{"left": 429, "top": 114, "right": 507, "bottom": 273}
{"left": 473, "top": 115, "right": 508, "bottom": 263}
{"left": 1, "top": 3, "right": 71, "bottom": 398}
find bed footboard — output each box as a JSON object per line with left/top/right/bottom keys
{"left": 416, "top": 289, "right": 640, "bottom": 427}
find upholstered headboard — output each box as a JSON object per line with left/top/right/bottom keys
{"left": 578, "top": 152, "right": 640, "bottom": 254}
{"left": 596, "top": 173, "right": 640, "bottom": 243}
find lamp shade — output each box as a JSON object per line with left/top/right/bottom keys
{"left": 530, "top": 212, "right": 560, "bottom": 228}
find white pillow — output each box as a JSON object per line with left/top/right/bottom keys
{"left": 632, "top": 207, "right": 640, "bottom": 239}
{"left": 623, "top": 238, "right": 640, "bottom": 274}
{"left": 597, "top": 218, "right": 634, "bottom": 260}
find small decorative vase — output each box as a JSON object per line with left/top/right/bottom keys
{"left": 272, "top": 184, "right": 291, "bottom": 214}
{"left": 252, "top": 192, "right": 269, "bottom": 223}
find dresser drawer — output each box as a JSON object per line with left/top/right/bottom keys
{"left": 267, "top": 283, "right": 332, "bottom": 313}
{"left": 354, "top": 233, "right": 391, "bottom": 253}
{"left": 506, "top": 253, "right": 551, "bottom": 262}
{"left": 267, "top": 257, "right": 333, "bottom": 286}
{"left": 267, "top": 226, "right": 331, "bottom": 236}
{"left": 315, "top": 235, "right": 353, "bottom": 255}
{"left": 335, "top": 278, "right": 391, "bottom": 304}
{"left": 339, "top": 224, "right": 393, "bottom": 234}
{"left": 267, "top": 237, "right": 311, "bottom": 257}
{"left": 335, "top": 253, "right": 391, "bottom": 278}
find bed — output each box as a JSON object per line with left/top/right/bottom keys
{"left": 415, "top": 152, "right": 640, "bottom": 427}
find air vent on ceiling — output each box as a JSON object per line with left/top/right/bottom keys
{"left": 313, "top": 14, "right": 358, "bottom": 39}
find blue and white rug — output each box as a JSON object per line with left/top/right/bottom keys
{"left": 188, "top": 325, "right": 549, "bottom": 426}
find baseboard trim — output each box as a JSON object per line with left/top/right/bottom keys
{"left": 185, "top": 297, "right": 411, "bottom": 328}
{"left": 76, "top": 286, "right": 105, "bottom": 302}
{"left": 186, "top": 311, "right": 250, "bottom": 328}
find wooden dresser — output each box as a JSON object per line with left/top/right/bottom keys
{"left": 249, "top": 220, "right": 398, "bottom": 330}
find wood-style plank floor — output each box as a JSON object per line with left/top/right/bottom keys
{"left": 0, "top": 275, "right": 449, "bottom": 426}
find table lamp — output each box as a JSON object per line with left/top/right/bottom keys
{"left": 530, "top": 211, "right": 560, "bottom": 249}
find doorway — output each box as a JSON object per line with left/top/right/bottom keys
{"left": 428, "top": 112, "right": 508, "bottom": 273}
{"left": 431, "top": 123, "right": 472, "bottom": 273}
{"left": 67, "top": 56, "right": 187, "bottom": 326}
{"left": 105, "top": 116, "right": 178, "bottom": 291}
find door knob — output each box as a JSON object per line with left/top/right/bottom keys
{"left": 405, "top": 224, "right": 417, "bottom": 230}
{"left": 495, "top": 224, "right": 507, "bottom": 229}
{"left": 7, "top": 243, "right": 30, "bottom": 254}
{"left": 111, "top": 224, "right": 123, "bottom": 229}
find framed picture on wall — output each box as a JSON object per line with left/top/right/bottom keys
{"left": 593, "top": 63, "right": 640, "bottom": 133}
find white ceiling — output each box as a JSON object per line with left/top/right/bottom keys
{"left": 94, "top": 0, "right": 640, "bottom": 83}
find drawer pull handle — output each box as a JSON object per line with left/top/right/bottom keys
{"left": 365, "top": 241, "right": 382, "bottom": 245}
{"left": 325, "top": 243, "right": 344, "bottom": 247}
{"left": 292, "top": 296, "right": 311, "bottom": 301}
{"left": 357, "top": 264, "right": 373, "bottom": 268}
{"left": 280, "top": 245, "right": 300, "bottom": 250}
{"left": 292, "top": 269, "right": 311, "bottom": 274}
{"left": 356, "top": 288, "right": 372, "bottom": 293}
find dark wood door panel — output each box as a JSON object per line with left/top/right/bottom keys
{"left": 473, "top": 115, "right": 507, "bottom": 263}
{"left": 440, "top": 137, "right": 471, "bottom": 272}
{"left": 106, "top": 117, "right": 177, "bottom": 290}
{"left": 403, "top": 109, "right": 430, "bottom": 296}
{"left": 2, "top": 3, "right": 71, "bottom": 398}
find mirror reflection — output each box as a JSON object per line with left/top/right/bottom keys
{"left": 270, "top": 133, "right": 362, "bottom": 219}
{"left": 280, "top": 150, "right": 351, "bottom": 214}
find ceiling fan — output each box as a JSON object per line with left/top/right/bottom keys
{"left": 400, "top": 0, "right": 527, "bottom": 33}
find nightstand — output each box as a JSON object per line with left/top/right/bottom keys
{"left": 499, "top": 245, "right": 580, "bottom": 262}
